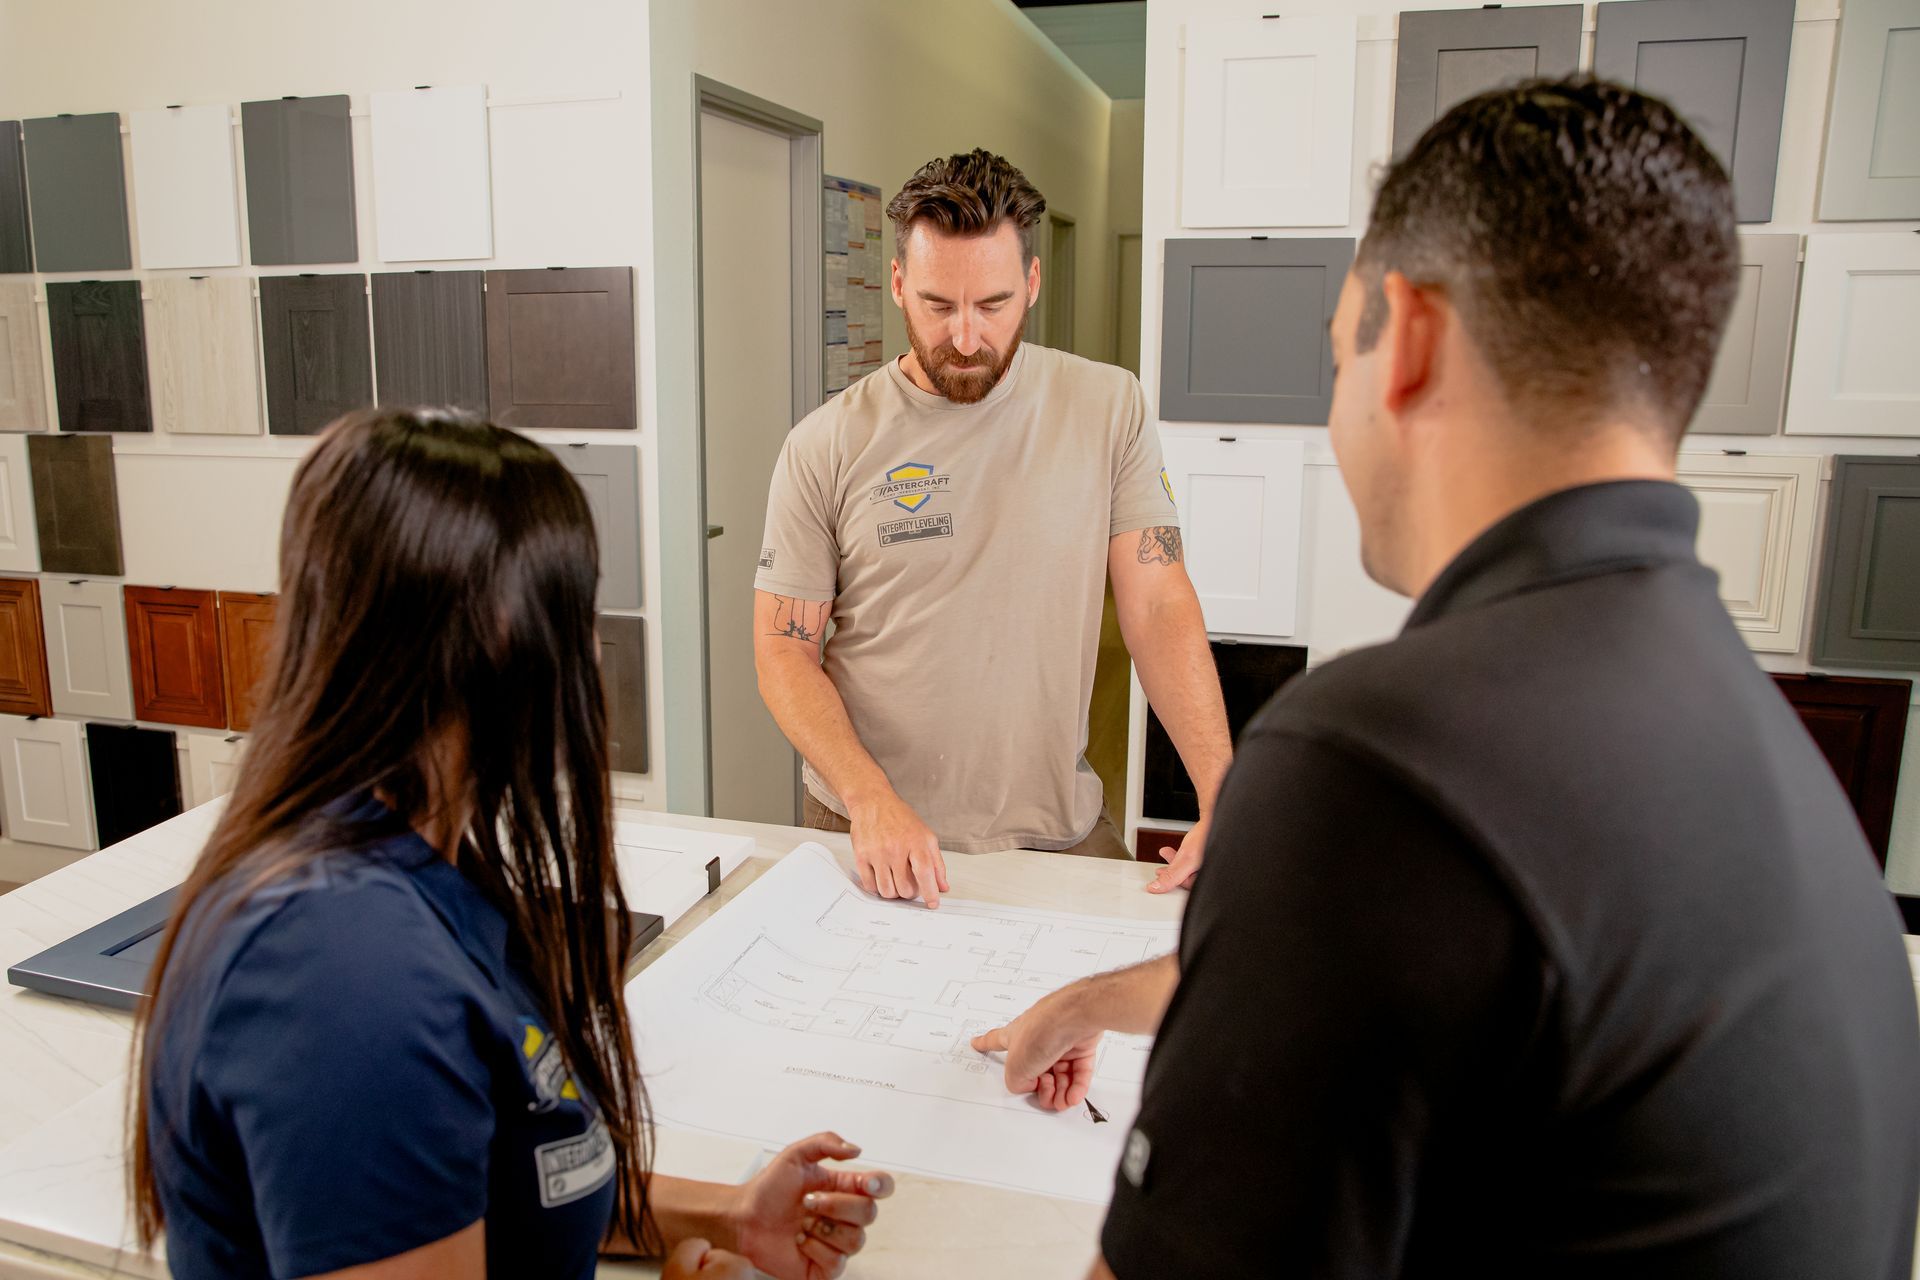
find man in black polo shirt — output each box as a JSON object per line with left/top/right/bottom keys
{"left": 971, "top": 79, "right": 1920, "bottom": 1278}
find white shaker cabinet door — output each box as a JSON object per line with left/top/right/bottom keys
{"left": 0, "top": 713, "right": 97, "bottom": 850}
{"left": 40, "top": 576, "right": 134, "bottom": 720}
{"left": 183, "top": 729, "right": 247, "bottom": 809}
{"left": 1786, "top": 234, "right": 1920, "bottom": 438}
{"left": 1161, "top": 434, "right": 1305, "bottom": 638}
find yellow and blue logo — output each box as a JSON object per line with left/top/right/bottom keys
{"left": 887, "top": 461, "right": 937, "bottom": 513}
{"left": 1160, "top": 467, "right": 1176, "bottom": 507}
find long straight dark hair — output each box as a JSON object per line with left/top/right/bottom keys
{"left": 130, "top": 408, "right": 652, "bottom": 1249}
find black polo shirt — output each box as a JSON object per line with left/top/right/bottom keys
{"left": 1103, "top": 481, "right": 1920, "bottom": 1279}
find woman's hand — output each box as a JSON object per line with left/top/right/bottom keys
{"left": 662, "top": 1238, "right": 754, "bottom": 1279}
{"left": 728, "top": 1132, "right": 894, "bottom": 1280}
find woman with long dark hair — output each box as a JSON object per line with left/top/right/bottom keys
{"left": 130, "top": 409, "right": 888, "bottom": 1279}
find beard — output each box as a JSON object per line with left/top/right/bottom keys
{"left": 905, "top": 307, "right": 1026, "bottom": 405}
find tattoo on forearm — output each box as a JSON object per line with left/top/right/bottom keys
{"left": 767, "top": 596, "right": 828, "bottom": 643}
{"left": 1137, "top": 526, "right": 1183, "bottom": 566}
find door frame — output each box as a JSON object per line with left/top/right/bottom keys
{"left": 690, "top": 77, "right": 824, "bottom": 815}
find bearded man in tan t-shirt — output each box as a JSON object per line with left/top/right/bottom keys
{"left": 753, "top": 149, "right": 1230, "bottom": 909}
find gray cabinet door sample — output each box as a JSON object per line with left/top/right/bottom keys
{"left": 0, "top": 122, "right": 30, "bottom": 274}
{"left": 259, "top": 274, "right": 372, "bottom": 435}
{"left": 372, "top": 271, "right": 487, "bottom": 412}
{"left": 1818, "top": 0, "right": 1920, "bottom": 221}
{"left": 554, "top": 443, "right": 642, "bottom": 610}
{"left": 46, "top": 281, "right": 152, "bottom": 434}
{"left": 1392, "top": 6, "right": 1582, "bottom": 157}
{"left": 241, "top": 96, "right": 359, "bottom": 266}
{"left": 1159, "top": 238, "right": 1351, "bottom": 425}
{"left": 1593, "top": 0, "right": 1794, "bottom": 223}
{"left": 1692, "top": 234, "right": 1799, "bottom": 437}
{"left": 1813, "top": 457, "right": 1920, "bottom": 670}
{"left": 27, "top": 434, "right": 123, "bottom": 576}
{"left": 21, "top": 114, "right": 132, "bottom": 272}
{"left": 485, "top": 268, "right": 637, "bottom": 430}
{"left": 598, "top": 614, "right": 648, "bottom": 774}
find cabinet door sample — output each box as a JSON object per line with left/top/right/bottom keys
{"left": 553, "top": 444, "right": 642, "bottom": 609}
{"left": 372, "top": 271, "right": 487, "bottom": 411}
{"left": 46, "top": 281, "right": 152, "bottom": 434}
{"left": 1772, "top": 673, "right": 1911, "bottom": 866}
{"left": 1144, "top": 641, "right": 1306, "bottom": 821}
{"left": 485, "top": 268, "right": 636, "bottom": 430}
{"left": 0, "top": 122, "right": 29, "bottom": 274}
{"left": 146, "top": 277, "right": 263, "bottom": 436}
{"left": 27, "top": 435, "right": 123, "bottom": 576}
{"left": 241, "top": 96, "right": 358, "bottom": 266}
{"left": 1693, "top": 235, "right": 1799, "bottom": 437}
{"left": 217, "top": 590, "right": 276, "bottom": 732}
{"left": 1160, "top": 435, "right": 1306, "bottom": 637}
{"left": 1392, "top": 6, "right": 1582, "bottom": 157}
{"left": 124, "top": 585, "right": 227, "bottom": 728}
{"left": 21, "top": 114, "right": 131, "bottom": 272}
{"left": 259, "top": 273, "right": 372, "bottom": 435}
{"left": 0, "top": 577, "right": 51, "bottom": 717}
{"left": 598, "top": 614, "right": 648, "bottom": 774}
{"left": 1160, "top": 238, "right": 1350, "bottom": 425}
{"left": 40, "top": 577, "right": 133, "bottom": 719}
{"left": 1592, "top": 0, "right": 1793, "bottom": 223}
{"left": 1677, "top": 453, "right": 1820, "bottom": 654}
{"left": 370, "top": 86, "right": 493, "bottom": 262}
{"left": 1812, "top": 457, "right": 1920, "bottom": 671}
{"left": 1181, "top": 16, "right": 1356, "bottom": 228}
{"left": 0, "top": 435, "right": 40, "bottom": 571}
{"left": 0, "top": 280, "right": 48, "bottom": 432}
{"left": 129, "top": 104, "right": 242, "bottom": 269}
{"left": 183, "top": 729, "right": 247, "bottom": 808}
{"left": 0, "top": 714, "right": 95, "bottom": 850}
{"left": 1818, "top": 0, "right": 1920, "bottom": 221}
{"left": 1786, "top": 234, "right": 1920, "bottom": 438}
{"left": 86, "top": 722, "right": 181, "bottom": 849}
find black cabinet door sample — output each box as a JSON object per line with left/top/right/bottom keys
{"left": 1144, "top": 641, "right": 1307, "bottom": 821}
{"left": 599, "top": 614, "right": 648, "bottom": 774}
{"left": 0, "top": 122, "right": 30, "bottom": 274}
{"left": 372, "top": 270, "right": 487, "bottom": 412}
{"left": 46, "top": 281, "right": 152, "bottom": 434}
{"left": 27, "top": 433, "right": 123, "bottom": 576}
{"left": 86, "top": 722, "right": 182, "bottom": 849}
{"left": 1812, "top": 456, "right": 1920, "bottom": 671}
{"left": 486, "top": 268, "right": 637, "bottom": 430}
{"left": 1392, "top": 7, "right": 1583, "bottom": 156}
{"left": 241, "top": 95, "right": 359, "bottom": 266}
{"left": 22, "top": 114, "right": 132, "bottom": 272}
{"left": 260, "top": 274, "right": 373, "bottom": 435}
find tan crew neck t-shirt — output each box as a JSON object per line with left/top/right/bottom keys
{"left": 754, "top": 343, "right": 1178, "bottom": 853}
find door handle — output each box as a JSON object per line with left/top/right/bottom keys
{"left": 706, "top": 525, "right": 725, "bottom": 539}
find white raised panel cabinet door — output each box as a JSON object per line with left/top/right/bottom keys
{"left": 1181, "top": 16, "right": 1357, "bottom": 228}
{"left": 0, "top": 435, "right": 40, "bottom": 571}
{"left": 1677, "top": 453, "right": 1821, "bottom": 654}
{"left": 0, "top": 714, "right": 97, "bottom": 850}
{"left": 1161, "top": 434, "right": 1305, "bottom": 637}
{"left": 1786, "top": 234, "right": 1920, "bottom": 437}
{"left": 184, "top": 730, "right": 246, "bottom": 808}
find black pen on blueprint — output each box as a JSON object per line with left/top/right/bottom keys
{"left": 1085, "top": 1098, "right": 1109, "bottom": 1124}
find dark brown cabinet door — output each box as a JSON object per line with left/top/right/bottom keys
{"left": 486, "top": 268, "right": 635, "bottom": 430}
{"left": 0, "top": 121, "right": 30, "bottom": 275}
{"left": 1773, "top": 673, "right": 1911, "bottom": 867}
{"left": 0, "top": 576, "right": 51, "bottom": 717}
{"left": 46, "top": 281, "right": 152, "bottom": 433}
{"left": 260, "top": 274, "right": 373, "bottom": 435}
{"left": 87, "top": 722, "right": 182, "bottom": 848}
{"left": 218, "top": 590, "right": 277, "bottom": 732}
{"left": 125, "top": 585, "right": 227, "bottom": 728}
{"left": 372, "top": 270, "right": 488, "bottom": 412}
{"left": 599, "top": 614, "right": 648, "bottom": 773}
{"left": 27, "top": 434, "right": 123, "bottom": 575}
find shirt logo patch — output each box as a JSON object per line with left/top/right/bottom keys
{"left": 520, "top": 1022, "right": 580, "bottom": 1109}
{"left": 535, "top": 1117, "right": 616, "bottom": 1208}
{"left": 759, "top": 547, "right": 776, "bottom": 570}
{"left": 1159, "top": 467, "right": 1175, "bottom": 508}
{"left": 870, "top": 461, "right": 951, "bottom": 513}
{"left": 879, "top": 513, "right": 954, "bottom": 546}
{"left": 1121, "top": 1127, "right": 1151, "bottom": 1189}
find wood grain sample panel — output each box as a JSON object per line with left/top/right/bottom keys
{"left": 486, "top": 267, "right": 635, "bottom": 430}
{"left": 599, "top": 614, "right": 648, "bottom": 773}
{"left": 85, "top": 721, "right": 182, "bottom": 849}
{"left": 27, "top": 434, "right": 123, "bottom": 576}
{"left": 372, "top": 270, "right": 488, "bottom": 411}
{"left": 0, "top": 576, "right": 51, "bottom": 717}
{"left": 46, "top": 281, "right": 152, "bottom": 434}
{"left": 124, "top": 585, "right": 227, "bottom": 728}
{"left": 217, "top": 590, "right": 276, "bottom": 732}
{"left": 0, "top": 280, "right": 48, "bottom": 432}
{"left": 259, "top": 273, "right": 372, "bottom": 435}
{"left": 146, "top": 276, "right": 263, "bottom": 435}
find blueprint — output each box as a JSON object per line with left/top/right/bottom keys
{"left": 627, "top": 844, "right": 1177, "bottom": 1202}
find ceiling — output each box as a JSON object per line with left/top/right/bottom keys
{"left": 1013, "top": 1, "right": 1147, "bottom": 100}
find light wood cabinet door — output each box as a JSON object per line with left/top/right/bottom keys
{"left": 1160, "top": 434, "right": 1306, "bottom": 638}
{"left": 146, "top": 277, "right": 263, "bottom": 435}
{"left": 0, "top": 713, "right": 96, "bottom": 850}
{"left": 0, "top": 280, "right": 47, "bottom": 432}
{"left": 124, "top": 585, "right": 227, "bottom": 729}
{"left": 217, "top": 591, "right": 276, "bottom": 732}
{"left": 0, "top": 576, "right": 50, "bottom": 717}
{"left": 40, "top": 576, "right": 133, "bottom": 720}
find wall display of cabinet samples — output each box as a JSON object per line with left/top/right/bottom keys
{"left": 46, "top": 281, "right": 152, "bottom": 434}
{"left": 1391, "top": 6, "right": 1582, "bottom": 157}
{"left": 1785, "top": 234, "right": 1920, "bottom": 438}
{"left": 1771, "top": 674, "right": 1911, "bottom": 866}
{"left": 0, "top": 282, "right": 47, "bottom": 432}
{"left": 241, "top": 95, "right": 358, "bottom": 266}
{"left": 1160, "top": 434, "right": 1306, "bottom": 638}
{"left": 259, "top": 273, "right": 374, "bottom": 435}
{"left": 1818, "top": 0, "right": 1920, "bottom": 220}
{"left": 86, "top": 722, "right": 182, "bottom": 850}
{"left": 128, "top": 104, "right": 243, "bottom": 270}
{"left": 1592, "top": 0, "right": 1793, "bottom": 223}
{"left": 27, "top": 435, "right": 123, "bottom": 576}
{"left": 598, "top": 614, "right": 648, "bottom": 773}
{"left": 1675, "top": 453, "right": 1820, "bottom": 655}
{"left": 146, "top": 277, "right": 263, "bottom": 436}
{"left": 485, "top": 267, "right": 636, "bottom": 430}
{"left": 1812, "top": 456, "right": 1920, "bottom": 671}
{"left": 371, "top": 270, "right": 488, "bottom": 411}
{"left": 0, "top": 435, "right": 40, "bottom": 571}
{"left": 217, "top": 590, "right": 275, "bottom": 733}
{"left": 40, "top": 577, "right": 133, "bottom": 720}
{"left": 124, "top": 585, "right": 228, "bottom": 728}
{"left": 0, "top": 576, "right": 51, "bottom": 717}
{"left": 1144, "top": 641, "right": 1306, "bottom": 821}
{"left": 0, "top": 713, "right": 96, "bottom": 850}
{"left": 1181, "top": 16, "right": 1357, "bottom": 227}
{"left": 0, "top": 122, "right": 29, "bottom": 274}
{"left": 1160, "top": 238, "right": 1350, "bottom": 425}
{"left": 1692, "top": 235, "right": 1800, "bottom": 437}
{"left": 21, "top": 113, "right": 132, "bottom": 272}
{"left": 371, "top": 86, "right": 494, "bottom": 262}
{"left": 552, "top": 444, "right": 642, "bottom": 610}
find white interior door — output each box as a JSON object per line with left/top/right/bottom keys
{"left": 701, "top": 110, "right": 801, "bottom": 825}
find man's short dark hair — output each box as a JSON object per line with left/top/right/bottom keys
{"left": 887, "top": 149, "right": 1047, "bottom": 265}
{"left": 1355, "top": 78, "right": 1740, "bottom": 439}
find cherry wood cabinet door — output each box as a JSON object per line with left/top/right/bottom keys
{"left": 218, "top": 590, "right": 276, "bottom": 732}
{"left": 124, "top": 584, "right": 227, "bottom": 728}
{"left": 0, "top": 576, "right": 50, "bottom": 717}
{"left": 1772, "top": 673, "right": 1912, "bottom": 866}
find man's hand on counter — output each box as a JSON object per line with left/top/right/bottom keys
{"left": 849, "top": 790, "right": 949, "bottom": 909}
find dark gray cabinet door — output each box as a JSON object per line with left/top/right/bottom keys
{"left": 260, "top": 274, "right": 372, "bottom": 435}
{"left": 1813, "top": 456, "right": 1920, "bottom": 670}
{"left": 86, "top": 723, "right": 182, "bottom": 850}
{"left": 486, "top": 268, "right": 636, "bottom": 430}
{"left": 1392, "top": 6, "right": 1582, "bottom": 156}
{"left": 1593, "top": 0, "right": 1794, "bottom": 223}
{"left": 554, "top": 444, "right": 642, "bottom": 610}
{"left": 27, "top": 434, "right": 123, "bottom": 576}
{"left": 22, "top": 114, "right": 132, "bottom": 272}
{"left": 372, "top": 271, "right": 487, "bottom": 411}
{"left": 0, "top": 122, "right": 30, "bottom": 274}
{"left": 46, "top": 281, "right": 152, "bottom": 434}
{"left": 1159, "top": 238, "right": 1352, "bottom": 424}
{"left": 598, "top": 614, "right": 648, "bottom": 773}
{"left": 241, "top": 96, "right": 359, "bottom": 266}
